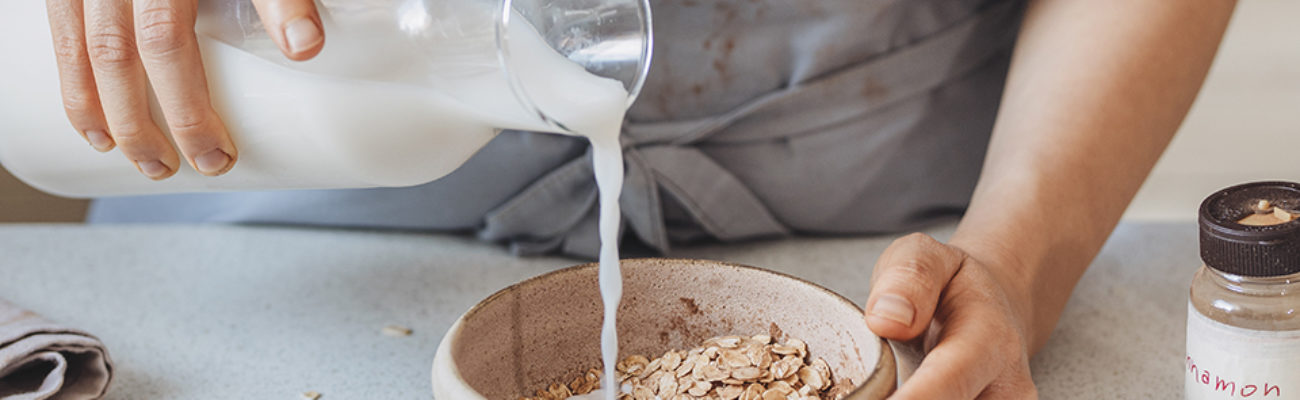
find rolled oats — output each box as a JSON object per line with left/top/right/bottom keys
{"left": 518, "top": 334, "right": 853, "bottom": 400}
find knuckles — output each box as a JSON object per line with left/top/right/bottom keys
{"left": 886, "top": 259, "right": 940, "bottom": 294}
{"left": 85, "top": 28, "right": 139, "bottom": 68}
{"left": 106, "top": 122, "right": 155, "bottom": 147}
{"left": 164, "top": 109, "right": 211, "bottom": 137}
{"left": 60, "top": 90, "right": 99, "bottom": 117}
{"left": 83, "top": 7, "right": 195, "bottom": 66}
{"left": 896, "top": 232, "right": 938, "bottom": 247}
{"left": 135, "top": 7, "right": 193, "bottom": 58}
{"left": 51, "top": 34, "right": 89, "bottom": 65}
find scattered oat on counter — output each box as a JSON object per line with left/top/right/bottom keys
{"left": 521, "top": 334, "right": 853, "bottom": 400}
{"left": 301, "top": 390, "right": 321, "bottom": 400}
{"left": 382, "top": 325, "right": 413, "bottom": 337}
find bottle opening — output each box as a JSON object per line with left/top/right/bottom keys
{"left": 495, "top": 0, "right": 653, "bottom": 134}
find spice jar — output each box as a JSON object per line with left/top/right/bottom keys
{"left": 1187, "top": 181, "right": 1300, "bottom": 399}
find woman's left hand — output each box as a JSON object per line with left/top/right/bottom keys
{"left": 865, "top": 233, "right": 1039, "bottom": 399}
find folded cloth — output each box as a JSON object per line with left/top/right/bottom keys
{"left": 0, "top": 300, "right": 111, "bottom": 400}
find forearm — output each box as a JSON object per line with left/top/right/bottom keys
{"left": 949, "top": 0, "right": 1235, "bottom": 352}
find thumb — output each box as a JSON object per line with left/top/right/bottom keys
{"left": 250, "top": 0, "right": 326, "bottom": 61}
{"left": 865, "top": 233, "right": 967, "bottom": 340}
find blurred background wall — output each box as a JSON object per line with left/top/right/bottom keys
{"left": 1125, "top": 0, "right": 1300, "bottom": 220}
{"left": 0, "top": 0, "right": 1295, "bottom": 223}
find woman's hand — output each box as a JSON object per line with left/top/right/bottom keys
{"left": 860, "top": 1, "right": 1236, "bottom": 397}
{"left": 865, "top": 233, "right": 1039, "bottom": 399}
{"left": 44, "top": 0, "right": 324, "bottom": 179}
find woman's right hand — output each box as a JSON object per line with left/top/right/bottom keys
{"left": 44, "top": 0, "right": 324, "bottom": 180}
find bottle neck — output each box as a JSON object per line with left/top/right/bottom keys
{"left": 1206, "top": 266, "right": 1300, "bottom": 295}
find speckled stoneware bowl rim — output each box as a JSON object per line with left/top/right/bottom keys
{"left": 433, "top": 258, "right": 897, "bottom": 399}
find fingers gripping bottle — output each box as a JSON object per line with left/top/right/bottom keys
{"left": 1187, "top": 181, "right": 1300, "bottom": 399}
{"left": 0, "top": 0, "right": 650, "bottom": 197}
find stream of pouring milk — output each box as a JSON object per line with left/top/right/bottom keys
{"left": 520, "top": 48, "right": 627, "bottom": 400}
{"left": 487, "top": 11, "right": 629, "bottom": 400}
{"left": 592, "top": 138, "right": 624, "bottom": 400}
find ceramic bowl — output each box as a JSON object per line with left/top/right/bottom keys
{"left": 433, "top": 258, "right": 896, "bottom": 399}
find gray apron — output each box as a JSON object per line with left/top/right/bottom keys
{"left": 90, "top": 0, "right": 1026, "bottom": 259}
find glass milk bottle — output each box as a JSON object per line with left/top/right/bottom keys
{"left": 1187, "top": 181, "right": 1300, "bottom": 399}
{"left": 0, "top": 0, "right": 651, "bottom": 197}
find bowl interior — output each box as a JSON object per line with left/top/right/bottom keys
{"left": 449, "top": 258, "right": 892, "bottom": 399}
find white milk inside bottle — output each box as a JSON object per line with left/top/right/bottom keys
{"left": 0, "top": 1, "right": 630, "bottom": 198}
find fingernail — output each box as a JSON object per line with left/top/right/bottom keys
{"left": 135, "top": 160, "right": 173, "bottom": 180}
{"left": 194, "top": 149, "right": 232, "bottom": 175}
{"left": 284, "top": 18, "right": 322, "bottom": 54}
{"left": 85, "top": 130, "right": 114, "bottom": 152}
{"left": 870, "top": 294, "right": 915, "bottom": 327}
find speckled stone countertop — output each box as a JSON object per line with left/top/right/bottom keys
{"left": 0, "top": 221, "right": 1194, "bottom": 399}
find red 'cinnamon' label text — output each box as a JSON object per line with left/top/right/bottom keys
{"left": 1187, "top": 356, "right": 1284, "bottom": 398}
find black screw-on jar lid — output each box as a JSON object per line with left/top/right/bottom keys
{"left": 1199, "top": 181, "right": 1300, "bottom": 277}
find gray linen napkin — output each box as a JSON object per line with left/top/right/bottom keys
{"left": 0, "top": 300, "right": 111, "bottom": 400}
